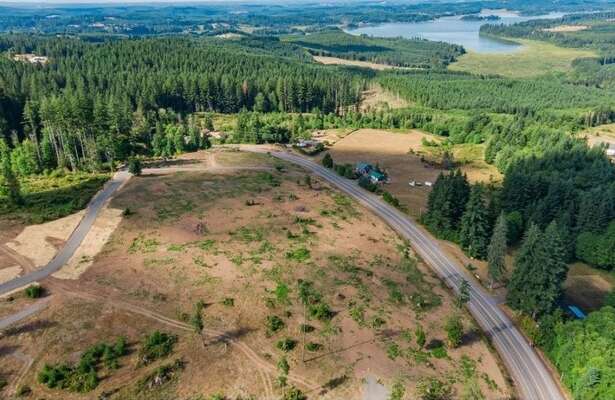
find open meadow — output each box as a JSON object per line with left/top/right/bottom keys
{"left": 449, "top": 39, "right": 596, "bottom": 78}
{"left": 0, "top": 150, "right": 510, "bottom": 400}
{"left": 322, "top": 129, "right": 500, "bottom": 218}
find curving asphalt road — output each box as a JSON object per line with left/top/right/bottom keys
{"left": 258, "top": 149, "right": 564, "bottom": 400}
{"left": 0, "top": 171, "right": 131, "bottom": 297}
{"left": 0, "top": 150, "right": 564, "bottom": 399}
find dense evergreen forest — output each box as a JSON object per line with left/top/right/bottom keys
{"left": 283, "top": 30, "right": 465, "bottom": 68}
{"left": 0, "top": 35, "right": 364, "bottom": 173}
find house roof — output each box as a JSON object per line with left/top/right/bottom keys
{"left": 368, "top": 170, "right": 386, "bottom": 180}
{"left": 356, "top": 162, "right": 373, "bottom": 170}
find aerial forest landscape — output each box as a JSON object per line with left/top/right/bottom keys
{"left": 0, "top": 0, "right": 615, "bottom": 399}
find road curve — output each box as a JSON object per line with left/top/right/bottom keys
{"left": 0, "top": 171, "right": 131, "bottom": 296}
{"left": 255, "top": 149, "right": 564, "bottom": 400}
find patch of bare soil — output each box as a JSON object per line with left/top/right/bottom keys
{"left": 5, "top": 211, "right": 85, "bottom": 268}
{"left": 2, "top": 152, "right": 510, "bottom": 399}
{"left": 360, "top": 84, "right": 410, "bottom": 112}
{"left": 52, "top": 207, "right": 124, "bottom": 280}
{"left": 543, "top": 25, "right": 588, "bottom": 32}
{"left": 0, "top": 265, "right": 22, "bottom": 285}
{"left": 313, "top": 56, "right": 412, "bottom": 71}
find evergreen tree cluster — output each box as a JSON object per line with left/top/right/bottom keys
{"left": 507, "top": 222, "right": 568, "bottom": 318}
{"left": 0, "top": 35, "right": 363, "bottom": 173}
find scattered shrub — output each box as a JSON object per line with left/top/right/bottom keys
{"left": 128, "top": 158, "right": 142, "bottom": 176}
{"left": 24, "top": 284, "right": 43, "bottom": 298}
{"left": 266, "top": 315, "right": 285, "bottom": 335}
{"left": 276, "top": 338, "right": 297, "bottom": 352}
{"left": 139, "top": 331, "right": 177, "bottom": 366}
{"left": 282, "top": 386, "right": 306, "bottom": 400}
{"left": 305, "top": 342, "right": 323, "bottom": 352}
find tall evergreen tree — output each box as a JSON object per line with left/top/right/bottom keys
{"left": 541, "top": 221, "right": 569, "bottom": 312}
{"left": 459, "top": 185, "right": 490, "bottom": 259}
{"left": 507, "top": 223, "right": 546, "bottom": 318}
{"left": 423, "top": 170, "right": 470, "bottom": 239}
{"left": 507, "top": 222, "right": 568, "bottom": 319}
{"left": 0, "top": 140, "right": 23, "bottom": 205}
{"left": 487, "top": 213, "right": 508, "bottom": 288}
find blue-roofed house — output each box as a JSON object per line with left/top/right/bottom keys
{"left": 368, "top": 170, "right": 387, "bottom": 184}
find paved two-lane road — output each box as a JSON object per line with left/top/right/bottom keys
{"left": 259, "top": 149, "right": 564, "bottom": 400}
{"left": 0, "top": 171, "right": 131, "bottom": 297}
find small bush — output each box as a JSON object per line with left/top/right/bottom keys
{"left": 358, "top": 176, "right": 380, "bottom": 193}
{"left": 286, "top": 247, "right": 311, "bottom": 262}
{"left": 275, "top": 283, "right": 290, "bottom": 305}
{"left": 431, "top": 345, "right": 448, "bottom": 359}
{"left": 276, "top": 338, "right": 297, "bottom": 352}
{"left": 322, "top": 153, "right": 333, "bottom": 168}
{"left": 139, "top": 331, "right": 177, "bottom": 366}
{"left": 382, "top": 191, "right": 401, "bottom": 208}
{"left": 266, "top": 315, "right": 285, "bottom": 335}
{"left": 282, "top": 386, "right": 306, "bottom": 400}
{"left": 309, "top": 302, "right": 333, "bottom": 321}
{"left": 24, "top": 284, "right": 43, "bottom": 298}
{"left": 37, "top": 337, "right": 127, "bottom": 393}
{"left": 222, "top": 298, "right": 235, "bottom": 307}
{"left": 305, "top": 342, "right": 322, "bottom": 352}
{"left": 128, "top": 158, "right": 142, "bottom": 176}
{"left": 299, "top": 324, "right": 315, "bottom": 333}
{"left": 387, "top": 342, "right": 401, "bottom": 360}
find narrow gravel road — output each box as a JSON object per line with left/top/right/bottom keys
{"left": 253, "top": 148, "right": 564, "bottom": 400}
{"left": 0, "top": 297, "right": 51, "bottom": 331}
{"left": 0, "top": 171, "right": 131, "bottom": 296}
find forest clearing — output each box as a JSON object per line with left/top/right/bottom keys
{"left": 0, "top": 150, "right": 509, "bottom": 399}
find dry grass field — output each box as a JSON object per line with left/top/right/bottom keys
{"left": 0, "top": 150, "right": 510, "bottom": 400}
{"left": 449, "top": 39, "right": 596, "bottom": 78}
{"left": 322, "top": 129, "right": 500, "bottom": 219}
{"left": 313, "top": 56, "right": 411, "bottom": 71}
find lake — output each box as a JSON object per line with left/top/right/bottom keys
{"left": 346, "top": 10, "right": 565, "bottom": 53}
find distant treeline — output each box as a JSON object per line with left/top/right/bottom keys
{"left": 481, "top": 12, "right": 615, "bottom": 88}
{"left": 284, "top": 30, "right": 464, "bottom": 68}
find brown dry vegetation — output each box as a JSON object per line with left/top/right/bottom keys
{"left": 313, "top": 56, "right": 412, "bottom": 71}
{"left": 324, "top": 129, "right": 500, "bottom": 219}
{"left": 0, "top": 151, "right": 510, "bottom": 400}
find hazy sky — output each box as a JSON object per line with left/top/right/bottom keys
{"left": 0, "top": 0, "right": 301, "bottom": 3}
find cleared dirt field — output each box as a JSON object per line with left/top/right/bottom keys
{"left": 0, "top": 150, "right": 510, "bottom": 400}
{"left": 543, "top": 25, "right": 588, "bottom": 32}
{"left": 323, "top": 129, "right": 500, "bottom": 218}
{"left": 581, "top": 123, "right": 615, "bottom": 148}
{"left": 360, "top": 84, "right": 410, "bottom": 112}
{"left": 313, "top": 56, "right": 411, "bottom": 71}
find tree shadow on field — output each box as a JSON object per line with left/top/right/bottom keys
{"left": 205, "top": 327, "right": 255, "bottom": 347}
{"left": 2, "top": 319, "right": 57, "bottom": 337}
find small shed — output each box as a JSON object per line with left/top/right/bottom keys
{"left": 567, "top": 305, "right": 586, "bottom": 320}
{"left": 355, "top": 162, "right": 373, "bottom": 175}
{"left": 368, "top": 170, "right": 386, "bottom": 184}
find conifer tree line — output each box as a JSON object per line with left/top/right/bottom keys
{"left": 423, "top": 141, "right": 615, "bottom": 318}
{"left": 0, "top": 35, "right": 364, "bottom": 174}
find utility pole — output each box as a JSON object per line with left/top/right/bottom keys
{"left": 302, "top": 301, "right": 306, "bottom": 363}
